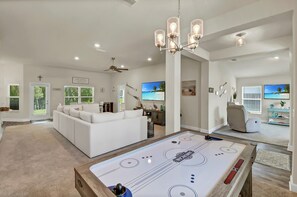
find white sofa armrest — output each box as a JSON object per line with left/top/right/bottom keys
{"left": 246, "top": 118, "right": 261, "bottom": 133}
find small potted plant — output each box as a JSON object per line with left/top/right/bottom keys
{"left": 280, "top": 101, "right": 286, "bottom": 108}
{"left": 270, "top": 104, "right": 274, "bottom": 108}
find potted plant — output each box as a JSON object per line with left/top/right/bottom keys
{"left": 280, "top": 101, "right": 286, "bottom": 108}
{"left": 270, "top": 104, "right": 274, "bottom": 108}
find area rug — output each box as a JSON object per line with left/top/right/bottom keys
{"left": 255, "top": 149, "right": 291, "bottom": 171}
{"left": 213, "top": 123, "right": 289, "bottom": 147}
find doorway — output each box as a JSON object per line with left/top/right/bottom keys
{"left": 30, "top": 83, "right": 50, "bottom": 120}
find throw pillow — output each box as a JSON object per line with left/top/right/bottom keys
{"left": 69, "top": 108, "right": 80, "bottom": 118}
{"left": 80, "top": 111, "right": 92, "bottom": 123}
{"left": 57, "top": 105, "right": 64, "bottom": 112}
{"left": 63, "top": 107, "right": 71, "bottom": 115}
{"left": 124, "top": 109, "right": 143, "bottom": 119}
{"left": 82, "top": 104, "right": 100, "bottom": 113}
{"left": 92, "top": 112, "right": 124, "bottom": 123}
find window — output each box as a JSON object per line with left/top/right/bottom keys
{"left": 9, "top": 84, "right": 20, "bottom": 110}
{"left": 80, "top": 87, "right": 94, "bottom": 103}
{"left": 64, "top": 86, "right": 94, "bottom": 105}
{"left": 242, "top": 86, "right": 262, "bottom": 114}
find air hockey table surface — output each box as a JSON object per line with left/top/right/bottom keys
{"left": 75, "top": 131, "right": 256, "bottom": 197}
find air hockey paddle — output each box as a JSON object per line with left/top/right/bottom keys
{"left": 205, "top": 135, "right": 223, "bottom": 141}
{"left": 108, "top": 183, "right": 132, "bottom": 197}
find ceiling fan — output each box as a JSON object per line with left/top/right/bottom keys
{"left": 104, "top": 57, "right": 128, "bottom": 73}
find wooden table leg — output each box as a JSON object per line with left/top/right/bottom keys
{"left": 240, "top": 170, "right": 252, "bottom": 197}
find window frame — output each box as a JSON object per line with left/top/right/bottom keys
{"left": 64, "top": 86, "right": 94, "bottom": 105}
{"left": 242, "top": 86, "right": 262, "bottom": 114}
{"left": 8, "top": 84, "right": 20, "bottom": 111}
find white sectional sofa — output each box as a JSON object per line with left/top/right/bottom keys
{"left": 53, "top": 104, "right": 147, "bottom": 158}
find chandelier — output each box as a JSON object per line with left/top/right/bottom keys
{"left": 154, "top": 0, "right": 203, "bottom": 54}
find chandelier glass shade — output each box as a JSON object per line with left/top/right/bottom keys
{"left": 154, "top": 0, "right": 203, "bottom": 54}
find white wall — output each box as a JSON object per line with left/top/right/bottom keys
{"left": 23, "top": 65, "right": 112, "bottom": 118}
{"left": 112, "top": 57, "right": 202, "bottom": 130}
{"left": 208, "top": 61, "right": 236, "bottom": 131}
{"left": 1, "top": 64, "right": 112, "bottom": 120}
{"left": 111, "top": 63, "right": 166, "bottom": 112}
{"left": 181, "top": 57, "right": 201, "bottom": 130}
{"left": 0, "top": 62, "right": 25, "bottom": 120}
{"left": 237, "top": 74, "right": 291, "bottom": 121}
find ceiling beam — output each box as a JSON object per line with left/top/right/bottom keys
{"left": 209, "top": 36, "right": 292, "bottom": 61}
{"left": 202, "top": 0, "right": 294, "bottom": 42}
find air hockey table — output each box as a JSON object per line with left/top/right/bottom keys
{"left": 74, "top": 131, "right": 256, "bottom": 197}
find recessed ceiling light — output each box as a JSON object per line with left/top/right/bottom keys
{"left": 274, "top": 56, "right": 279, "bottom": 60}
{"left": 147, "top": 57, "right": 152, "bottom": 61}
{"left": 120, "top": 65, "right": 125, "bottom": 68}
{"left": 74, "top": 56, "right": 80, "bottom": 61}
{"left": 94, "top": 43, "right": 101, "bottom": 48}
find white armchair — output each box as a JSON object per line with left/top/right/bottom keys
{"left": 227, "top": 104, "right": 261, "bottom": 133}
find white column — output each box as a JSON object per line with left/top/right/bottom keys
{"left": 290, "top": 3, "right": 297, "bottom": 193}
{"left": 165, "top": 51, "right": 181, "bottom": 135}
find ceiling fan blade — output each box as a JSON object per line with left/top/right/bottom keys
{"left": 95, "top": 48, "right": 106, "bottom": 53}
{"left": 116, "top": 70, "right": 122, "bottom": 73}
{"left": 117, "top": 68, "right": 129, "bottom": 71}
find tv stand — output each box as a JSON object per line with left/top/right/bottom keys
{"left": 143, "top": 109, "right": 165, "bottom": 126}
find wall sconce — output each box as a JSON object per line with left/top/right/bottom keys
{"left": 215, "top": 82, "right": 227, "bottom": 97}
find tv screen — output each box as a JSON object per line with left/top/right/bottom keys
{"left": 264, "top": 84, "right": 290, "bottom": 100}
{"left": 142, "top": 81, "right": 165, "bottom": 101}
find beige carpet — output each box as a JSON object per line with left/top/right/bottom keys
{"left": 255, "top": 149, "right": 291, "bottom": 171}
{"left": 214, "top": 123, "right": 289, "bottom": 147}
{"left": 0, "top": 123, "right": 297, "bottom": 197}
{"left": 0, "top": 123, "right": 94, "bottom": 197}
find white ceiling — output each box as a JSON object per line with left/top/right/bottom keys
{"left": 0, "top": 0, "right": 259, "bottom": 72}
{"left": 200, "top": 14, "right": 292, "bottom": 51}
{"left": 218, "top": 50, "right": 290, "bottom": 78}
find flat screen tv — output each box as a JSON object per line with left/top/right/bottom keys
{"left": 142, "top": 81, "right": 165, "bottom": 101}
{"left": 264, "top": 84, "right": 290, "bottom": 100}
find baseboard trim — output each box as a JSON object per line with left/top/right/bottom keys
{"left": 287, "top": 144, "right": 293, "bottom": 152}
{"left": 290, "top": 175, "right": 297, "bottom": 192}
{"left": 180, "top": 125, "right": 200, "bottom": 131}
{"left": 209, "top": 123, "right": 225, "bottom": 134}
{"left": 1, "top": 118, "right": 30, "bottom": 122}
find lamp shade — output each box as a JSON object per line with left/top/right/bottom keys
{"left": 191, "top": 19, "right": 203, "bottom": 39}
{"left": 168, "top": 37, "right": 179, "bottom": 53}
{"left": 236, "top": 36, "right": 246, "bottom": 47}
{"left": 188, "top": 33, "right": 198, "bottom": 49}
{"left": 154, "top": 29, "right": 166, "bottom": 48}
{"left": 167, "top": 17, "right": 180, "bottom": 38}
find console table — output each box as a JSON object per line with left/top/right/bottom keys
{"left": 267, "top": 108, "right": 290, "bottom": 126}
{"left": 144, "top": 109, "right": 165, "bottom": 126}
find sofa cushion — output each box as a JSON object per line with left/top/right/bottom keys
{"left": 69, "top": 104, "right": 83, "bottom": 111}
{"left": 63, "top": 106, "right": 71, "bottom": 115}
{"left": 124, "top": 109, "right": 143, "bottom": 119}
{"left": 92, "top": 112, "right": 124, "bottom": 123}
{"left": 70, "top": 108, "right": 80, "bottom": 118}
{"left": 80, "top": 111, "right": 92, "bottom": 123}
{"left": 82, "top": 103, "right": 99, "bottom": 113}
